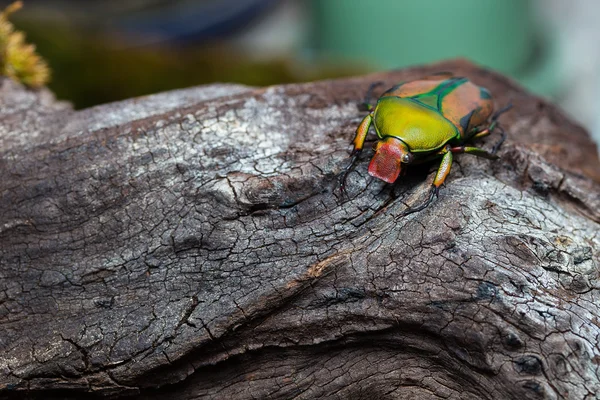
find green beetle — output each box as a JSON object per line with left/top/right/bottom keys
{"left": 343, "top": 75, "right": 511, "bottom": 215}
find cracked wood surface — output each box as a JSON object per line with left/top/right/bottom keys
{"left": 1, "top": 60, "right": 600, "bottom": 399}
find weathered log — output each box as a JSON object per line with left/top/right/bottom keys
{"left": 1, "top": 60, "right": 599, "bottom": 400}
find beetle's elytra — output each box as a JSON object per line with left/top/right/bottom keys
{"left": 343, "top": 74, "right": 511, "bottom": 216}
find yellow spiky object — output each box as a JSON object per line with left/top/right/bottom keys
{"left": 0, "top": 1, "right": 50, "bottom": 88}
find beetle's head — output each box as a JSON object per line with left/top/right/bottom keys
{"left": 368, "top": 137, "right": 413, "bottom": 183}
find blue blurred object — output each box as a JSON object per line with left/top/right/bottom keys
{"left": 21, "top": 0, "right": 279, "bottom": 45}
{"left": 112, "top": 0, "right": 279, "bottom": 44}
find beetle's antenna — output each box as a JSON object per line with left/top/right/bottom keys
{"left": 361, "top": 81, "right": 384, "bottom": 111}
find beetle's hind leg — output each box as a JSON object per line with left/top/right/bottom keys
{"left": 490, "top": 124, "right": 507, "bottom": 154}
{"left": 468, "top": 102, "right": 512, "bottom": 153}
{"left": 492, "top": 102, "right": 513, "bottom": 122}
{"left": 469, "top": 103, "right": 512, "bottom": 139}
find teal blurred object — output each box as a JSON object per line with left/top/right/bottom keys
{"left": 311, "top": 0, "right": 558, "bottom": 97}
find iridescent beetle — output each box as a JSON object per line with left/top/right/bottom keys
{"left": 342, "top": 75, "right": 511, "bottom": 215}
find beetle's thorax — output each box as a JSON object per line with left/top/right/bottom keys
{"left": 368, "top": 137, "right": 411, "bottom": 183}
{"left": 373, "top": 97, "right": 458, "bottom": 152}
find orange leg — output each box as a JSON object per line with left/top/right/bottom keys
{"left": 400, "top": 147, "right": 452, "bottom": 217}
{"left": 433, "top": 149, "right": 453, "bottom": 188}
{"left": 352, "top": 112, "right": 373, "bottom": 153}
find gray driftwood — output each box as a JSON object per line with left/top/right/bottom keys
{"left": 1, "top": 60, "right": 600, "bottom": 400}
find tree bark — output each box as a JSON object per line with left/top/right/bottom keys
{"left": 1, "top": 60, "right": 599, "bottom": 400}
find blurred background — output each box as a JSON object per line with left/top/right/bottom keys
{"left": 5, "top": 0, "right": 600, "bottom": 147}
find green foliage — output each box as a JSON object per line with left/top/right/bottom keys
{"left": 0, "top": 1, "right": 50, "bottom": 88}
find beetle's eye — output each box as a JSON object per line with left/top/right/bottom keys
{"left": 402, "top": 153, "right": 413, "bottom": 163}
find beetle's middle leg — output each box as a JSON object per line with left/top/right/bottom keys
{"left": 340, "top": 112, "right": 374, "bottom": 195}
{"left": 400, "top": 147, "right": 453, "bottom": 217}
{"left": 449, "top": 145, "right": 499, "bottom": 160}
{"left": 399, "top": 138, "right": 501, "bottom": 217}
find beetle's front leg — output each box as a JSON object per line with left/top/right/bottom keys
{"left": 400, "top": 147, "right": 452, "bottom": 216}
{"left": 340, "top": 112, "right": 373, "bottom": 195}
{"left": 352, "top": 112, "right": 373, "bottom": 152}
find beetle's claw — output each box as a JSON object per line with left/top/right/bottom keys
{"left": 399, "top": 185, "right": 440, "bottom": 217}
{"left": 338, "top": 149, "right": 362, "bottom": 199}
{"left": 339, "top": 175, "right": 349, "bottom": 199}
{"left": 339, "top": 167, "right": 353, "bottom": 200}
{"left": 491, "top": 125, "right": 507, "bottom": 155}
